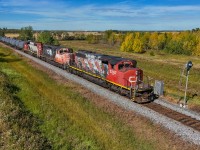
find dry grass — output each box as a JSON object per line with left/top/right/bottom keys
{"left": 5, "top": 33, "right": 19, "bottom": 38}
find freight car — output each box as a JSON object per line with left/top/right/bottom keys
{"left": 0, "top": 36, "right": 156, "bottom": 103}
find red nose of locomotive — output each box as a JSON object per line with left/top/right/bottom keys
{"left": 124, "top": 68, "right": 143, "bottom": 87}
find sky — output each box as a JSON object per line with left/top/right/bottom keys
{"left": 0, "top": 0, "right": 200, "bottom": 31}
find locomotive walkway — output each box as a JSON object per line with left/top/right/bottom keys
{"left": 3, "top": 43, "right": 200, "bottom": 145}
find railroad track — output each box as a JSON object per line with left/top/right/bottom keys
{"left": 144, "top": 102, "right": 200, "bottom": 131}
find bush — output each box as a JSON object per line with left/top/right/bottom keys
{"left": 150, "top": 51, "right": 155, "bottom": 56}
{"left": 164, "top": 41, "right": 192, "bottom": 55}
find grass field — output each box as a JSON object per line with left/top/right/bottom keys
{"left": 1, "top": 43, "right": 199, "bottom": 149}
{"left": 60, "top": 40, "right": 200, "bottom": 107}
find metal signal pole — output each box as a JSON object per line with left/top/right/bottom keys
{"left": 183, "top": 61, "right": 193, "bottom": 108}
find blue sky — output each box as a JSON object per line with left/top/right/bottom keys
{"left": 0, "top": 0, "right": 200, "bottom": 31}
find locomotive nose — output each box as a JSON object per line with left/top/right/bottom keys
{"left": 124, "top": 68, "right": 143, "bottom": 87}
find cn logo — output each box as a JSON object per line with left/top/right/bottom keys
{"left": 47, "top": 49, "right": 52, "bottom": 56}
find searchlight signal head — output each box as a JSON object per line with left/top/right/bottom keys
{"left": 185, "top": 61, "right": 193, "bottom": 72}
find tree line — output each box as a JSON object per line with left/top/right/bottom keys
{"left": 1, "top": 26, "right": 200, "bottom": 56}
{"left": 120, "top": 31, "right": 200, "bottom": 56}
{"left": 86, "top": 29, "right": 200, "bottom": 56}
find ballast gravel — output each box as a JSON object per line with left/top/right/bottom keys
{"left": 15, "top": 49, "right": 200, "bottom": 145}
{"left": 155, "top": 98, "right": 200, "bottom": 121}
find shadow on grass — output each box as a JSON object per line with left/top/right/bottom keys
{"left": 0, "top": 52, "right": 22, "bottom": 63}
{"left": 0, "top": 57, "right": 21, "bottom": 63}
{"left": 2, "top": 77, "right": 52, "bottom": 149}
{"left": 0, "top": 52, "right": 12, "bottom": 57}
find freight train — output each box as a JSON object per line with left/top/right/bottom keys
{"left": 0, "top": 36, "right": 157, "bottom": 103}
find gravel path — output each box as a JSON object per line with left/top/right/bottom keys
{"left": 15, "top": 49, "right": 200, "bottom": 145}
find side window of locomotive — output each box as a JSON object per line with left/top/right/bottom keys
{"left": 118, "top": 64, "right": 124, "bottom": 70}
{"left": 125, "top": 63, "right": 130, "bottom": 68}
{"left": 68, "top": 48, "right": 73, "bottom": 53}
{"left": 111, "top": 64, "right": 115, "bottom": 70}
{"left": 60, "top": 50, "right": 64, "bottom": 54}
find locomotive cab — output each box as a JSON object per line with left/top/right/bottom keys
{"left": 106, "top": 59, "right": 142, "bottom": 88}
{"left": 54, "top": 47, "right": 74, "bottom": 65}
{"left": 23, "top": 42, "right": 29, "bottom": 52}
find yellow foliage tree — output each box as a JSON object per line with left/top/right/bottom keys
{"left": 132, "top": 38, "right": 144, "bottom": 53}
{"left": 158, "top": 34, "right": 166, "bottom": 49}
{"left": 132, "top": 32, "right": 144, "bottom": 53}
{"left": 120, "top": 33, "right": 134, "bottom": 52}
{"left": 149, "top": 32, "right": 159, "bottom": 50}
{"left": 193, "top": 38, "right": 200, "bottom": 56}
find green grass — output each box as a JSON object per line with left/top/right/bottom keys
{"left": 60, "top": 40, "right": 200, "bottom": 106}
{"left": 0, "top": 71, "right": 51, "bottom": 149}
{"left": 0, "top": 45, "right": 159, "bottom": 149}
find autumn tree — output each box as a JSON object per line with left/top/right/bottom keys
{"left": 158, "top": 33, "right": 167, "bottom": 50}
{"left": 86, "top": 34, "right": 100, "bottom": 44}
{"left": 120, "top": 33, "right": 134, "bottom": 52}
{"left": 194, "top": 39, "right": 200, "bottom": 56}
{"left": 141, "top": 32, "right": 150, "bottom": 51}
{"left": 132, "top": 32, "right": 144, "bottom": 53}
{"left": 119, "top": 30, "right": 200, "bottom": 56}
{"left": 103, "top": 30, "right": 114, "bottom": 43}
{"left": 149, "top": 32, "right": 159, "bottom": 50}
{"left": 108, "top": 32, "right": 117, "bottom": 45}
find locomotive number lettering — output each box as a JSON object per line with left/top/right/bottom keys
{"left": 110, "top": 69, "right": 116, "bottom": 75}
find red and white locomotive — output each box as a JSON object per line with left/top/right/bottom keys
{"left": 74, "top": 50, "right": 154, "bottom": 102}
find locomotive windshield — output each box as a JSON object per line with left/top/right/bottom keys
{"left": 118, "top": 61, "right": 134, "bottom": 70}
